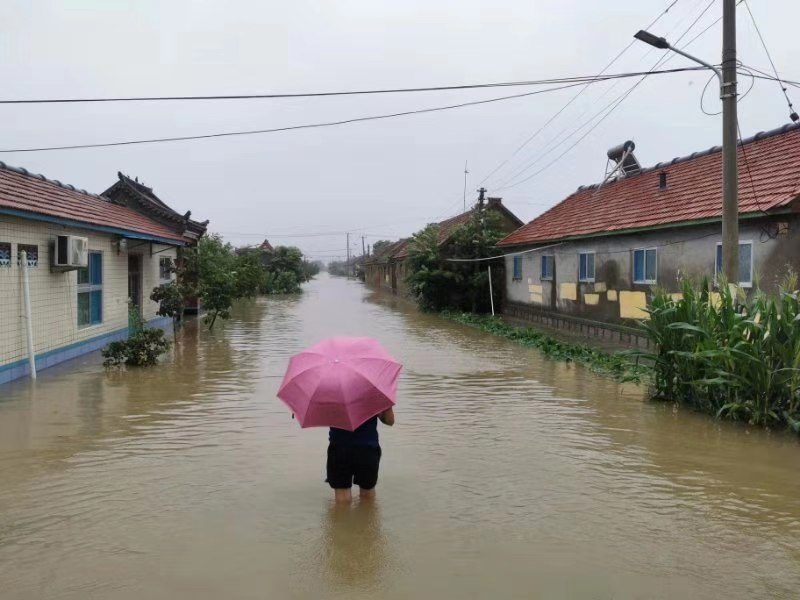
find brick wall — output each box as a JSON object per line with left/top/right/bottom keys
{"left": 0, "top": 215, "right": 177, "bottom": 370}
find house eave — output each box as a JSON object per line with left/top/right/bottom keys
{"left": 0, "top": 207, "right": 186, "bottom": 246}
{"left": 497, "top": 209, "right": 793, "bottom": 249}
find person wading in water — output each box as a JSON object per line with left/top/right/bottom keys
{"left": 326, "top": 408, "right": 395, "bottom": 502}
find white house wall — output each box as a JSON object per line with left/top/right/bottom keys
{"left": 0, "top": 215, "right": 177, "bottom": 384}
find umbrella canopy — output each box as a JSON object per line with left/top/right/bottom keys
{"left": 277, "top": 336, "right": 402, "bottom": 431}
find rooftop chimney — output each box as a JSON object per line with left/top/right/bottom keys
{"left": 487, "top": 197, "right": 503, "bottom": 206}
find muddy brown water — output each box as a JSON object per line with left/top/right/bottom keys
{"left": 1, "top": 273, "right": 799, "bottom": 599}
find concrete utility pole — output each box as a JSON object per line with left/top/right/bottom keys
{"left": 346, "top": 232, "right": 350, "bottom": 277}
{"left": 721, "top": 0, "right": 739, "bottom": 284}
{"left": 361, "top": 236, "right": 366, "bottom": 257}
{"left": 634, "top": 2, "right": 739, "bottom": 284}
{"left": 463, "top": 160, "right": 469, "bottom": 213}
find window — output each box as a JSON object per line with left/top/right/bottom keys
{"left": 579, "top": 252, "right": 595, "bottom": 282}
{"left": 715, "top": 242, "right": 753, "bottom": 287}
{"left": 541, "top": 255, "right": 554, "bottom": 280}
{"left": 78, "top": 252, "right": 103, "bottom": 327}
{"left": 633, "top": 248, "right": 657, "bottom": 284}
{"left": 159, "top": 257, "right": 173, "bottom": 282}
{"left": 0, "top": 242, "right": 10, "bottom": 267}
{"left": 512, "top": 256, "right": 523, "bottom": 281}
{"left": 17, "top": 244, "right": 38, "bottom": 267}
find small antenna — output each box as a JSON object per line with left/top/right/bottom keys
{"left": 463, "top": 160, "right": 469, "bottom": 213}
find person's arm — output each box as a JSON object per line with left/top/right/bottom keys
{"left": 379, "top": 407, "right": 395, "bottom": 426}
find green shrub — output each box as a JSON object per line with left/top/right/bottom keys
{"left": 102, "top": 328, "right": 171, "bottom": 368}
{"left": 444, "top": 312, "right": 648, "bottom": 383}
{"left": 639, "top": 278, "right": 800, "bottom": 432}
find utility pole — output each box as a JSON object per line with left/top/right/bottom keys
{"left": 361, "top": 236, "right": 366, "bottom": 257}
{"left": 346, "top": 232, "right": 350, "bottom": 277}
{"left": 463, "top": 160, "right": 469, "bottom": 213}
{"left": 721, "top": 0, "right": 739, "bottom": 284}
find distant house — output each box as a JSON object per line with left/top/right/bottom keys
{"left": 497, "top": 122, "right": 800, "bottom": 327}
{"left": 259, "top": 239, "right": 274, "bottom": 253}
{"left": 364, "top": 196, "right": 523, "bottom": 296}
{"left": 0, "top": 164, "right": 207, "bottom": 385}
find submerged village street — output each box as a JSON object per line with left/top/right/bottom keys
{"left": 1, "top": 273, "right": 799, "bottom": 599}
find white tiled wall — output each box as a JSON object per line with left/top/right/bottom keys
{"left": 0, "top": 215, "right": 177, "bottom": 368}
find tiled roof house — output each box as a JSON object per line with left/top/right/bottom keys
{"left": 364, "top": 196, "right": 523, "bottom": 294}
{"left": 499, "top": 122, "right": 800, "bottom": 326}
{"left": 0, "top": 163, "right": 208, "bottom": 385}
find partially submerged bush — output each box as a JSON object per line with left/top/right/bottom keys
{"left": 103, "top": 328, "right": 171, "bottom": 368}
{"left": 640, "top": 278, "right": 800, "bottom": 432}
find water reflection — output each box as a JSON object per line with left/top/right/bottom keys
{"left": 320, "top": 501, "right": 389, "bottom": 592}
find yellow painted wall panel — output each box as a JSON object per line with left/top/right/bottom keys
{"left": 607, "top": 290, "right": 618, "bottom": 302}
{"left": 593, "top": 282, "right": 607, "bottom": 293}
{"left": 528, "top": 284, "right": 542, "bottom": 294}
{"left": 530, "top": 293, "right": 543, "bottom": 304}
{"left": 670, "top": 293, "right": 684, "bottom": 302}
{"left": 619, "top": 290, "right": 649, "bottom": 320}
{"left": 559, "top": 282, "right": 577, "bottom": 301}
{"left": 584, "top": 293, "right": 600, "bottom": 305}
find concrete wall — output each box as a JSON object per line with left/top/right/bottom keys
{"left": 505, "top": 215, "right": 800, "bottom": 324}
{"left": 0, "top": 215, "right": 176, "bottom": 384}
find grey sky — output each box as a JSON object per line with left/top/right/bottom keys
{"left": 1, "top": 0, "right": 796, "bottom": 261}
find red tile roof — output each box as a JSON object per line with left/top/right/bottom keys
{"left": 498, "top": 123, "right": 800, "bottom": 247}
{"left": 0, "top": 163, "right": 186, "bottom": 243}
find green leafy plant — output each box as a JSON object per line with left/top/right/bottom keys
{"left": 102, "top": 328, "right": 171, "bottom": 368}
{"left": 406, "top": 208, "right": 505, "bottom": 312}
{"left": 150, "top": 282, "right": 185, "bottom": 334}
{"left": 444, "top": 311, "right": 649, "bottom": 383}
{"left": 637, "top": 275, "right": 800, "bottom": 432}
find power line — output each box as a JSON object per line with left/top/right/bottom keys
{"left": 477, "top": 0, "right": 681, "bottom": 189}
{"left": 494, "top": 0, "right": 719, "bottom": 193}
{"left": 0, "top": 68, "right": 701, "bottom": 106}
{"left": 0, "top": 68, "right": 705, "bottom": 154}
{"left": 742, "top": 0, "right": 798, "bottom": 122}
{"left": 486, "top": 0, "right": 716, "bottom": 192}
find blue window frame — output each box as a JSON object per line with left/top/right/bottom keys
{"left": 579, "top": 252, "right": 595, "bottom": 282}
{"left": 633, "top": 248, "right": 657, "bottom": 284}
{"left": 715, "top": 241, "right": 753, "bottom": 287}
{"left": 78, "top": 252, "right": 103, "bottom": 326}
{"left": 541, "top": 255, "right": 554, "bottom": 280}
{"left": 512, "top": 256, "right": 523, "bottom": 281}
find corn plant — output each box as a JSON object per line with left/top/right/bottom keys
{"left": 640, "top": 277, "right": 800, "bottom": 432}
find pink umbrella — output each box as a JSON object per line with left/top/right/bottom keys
{"left": 277, "top": 336, "right": 402, "bottom": 431}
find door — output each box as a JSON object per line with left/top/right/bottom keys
{"left": 128, "top": 254, "right": 143, "bottom": 333}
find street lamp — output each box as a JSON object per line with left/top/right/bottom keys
{"left": 634, "top": 19, "right": 739, "bottom": 286}
{"left": 634, "top": 30, "right": 721, "bottom": 81}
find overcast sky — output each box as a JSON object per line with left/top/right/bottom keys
{"left": 1, "top": 0, "right": 797, "bottom": 261}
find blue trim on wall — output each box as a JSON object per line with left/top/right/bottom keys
{"left": 0, "top": 316, "right": 175, "bottom": 386}
{"left": 0, "top": 207, "right": 185, "bottom": 246}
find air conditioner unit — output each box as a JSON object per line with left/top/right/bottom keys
{"left": 53, "top": 235, "right": 89, "bottom": 268}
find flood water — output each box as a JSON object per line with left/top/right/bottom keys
{"left": 1, "top": 273, "right": 799, "bottom": 599}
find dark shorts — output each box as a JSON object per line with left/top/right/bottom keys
{"left": 326, "top": 443, "right": 382, "bottom": 490}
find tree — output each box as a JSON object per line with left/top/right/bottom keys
{"left": 371, "top": 240, "right": 393, "bottom": 256}
{"left": 406, "top": 209, "right": 505, "bottom": 312}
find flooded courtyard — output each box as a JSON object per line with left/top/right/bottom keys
{"left": 1, "top": 274, "right": 799, "bottom": 599}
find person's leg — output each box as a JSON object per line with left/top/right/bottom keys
{"left": 353, "top": 445, "right": 381, "bottom": 499}
{"left": 326, "top": 444, "right": 353, "bottom": 502}
{"left": 334, "top": 488, "right": 353, "bottom": 503}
